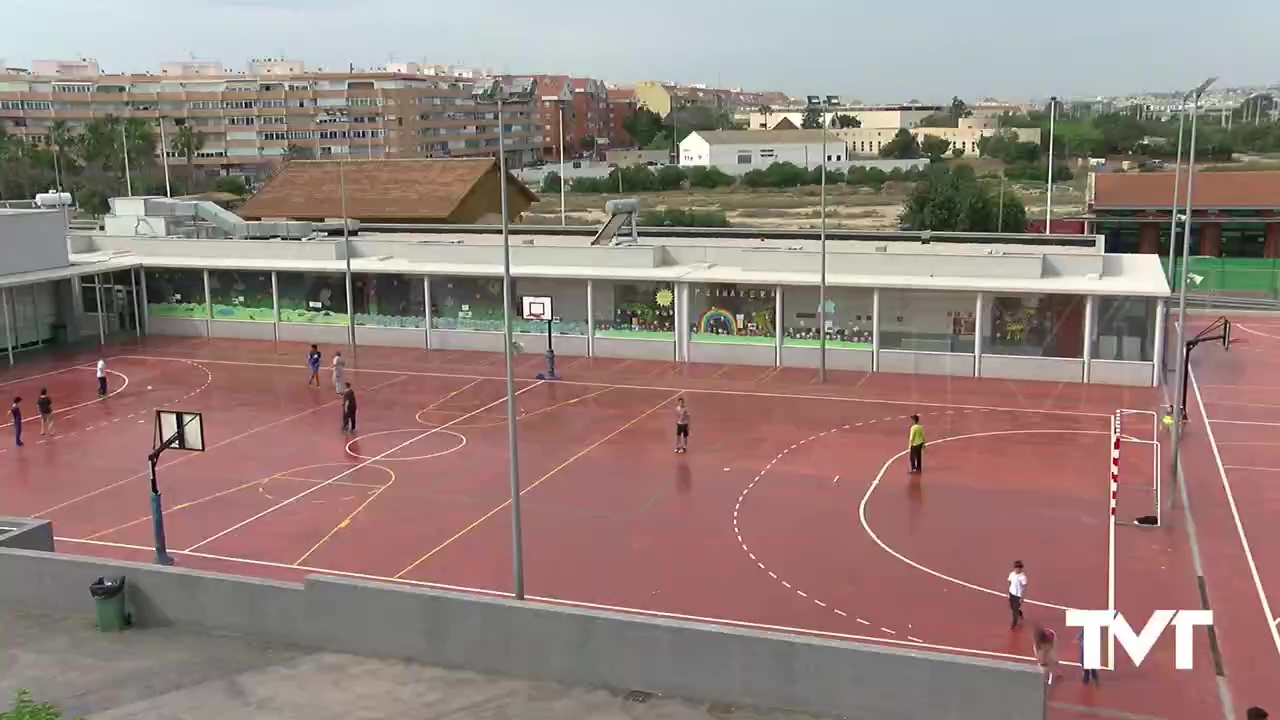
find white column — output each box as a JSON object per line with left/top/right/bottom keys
{"left": 974, "top": 293, "right": 986, "bottom": 377}
{"left": 271, "top": 271, "right": 280, "bottom": 344}
{"left": 1152, "top": 298, "right": 1166, "bottom": 388}
{"left": 423, "top": 275, "right": 432, "bottom": 350}
{"left": 202, "top": 269, "right": 212, "bottom": 338}
{"left": 585, "top": 279, "right": 595, "bottom": 358}
{"left": 130, "top": 268, "right": 142, "bottom": 339}
{"left": 2, "top": 289, "right": 13, "bottom": 366}
{"left": 138, "top": 268, "right": 149, "bottom": 335}
{"left": 871, "top": 288, "right": 881, "bottom": 372}
{"left": 676, "top": 282, "right": 690, "bottom": 363}
{"left": 1083, "top": 295, "right": 1096, "bottom": 383}
{"left": 94, "top": 275, "right": 105, "bottom": 345}
{"left": 774, "top": 285, "right": 784, "bottom": 367}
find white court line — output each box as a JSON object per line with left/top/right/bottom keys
{"left": 1210, "top": 419, "right": 1280, "bottom": 427}
{"left": 1224, "top": 466, "right": 1280, "bottom": 473}
{"left": 0, "top": 369, "right": 129, "bottom": 429}
{"left": 1206, "top": 400, "right": 1280, "bottom": 410}
{"left": 1236, "top": 323, "right": 1280, "bottom": 341}
{"left": 183, "top": 381, "right": 545, "bottom": 553}
{"left": 114, "top": 354, "right": 1111, "bottom": 419}
{"left": 1190, "top": 364, "right": 1280, "bottom": 661}
{"left": 32, "top": 373, "right": 410, "bottom": 517}
{"left": 859, "top": 428, "right": 1110, "bottom": 613}
{"left": 56, "top": 535, "right": 1064, "bottom": 667}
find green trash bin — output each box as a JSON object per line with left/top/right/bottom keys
{"left": 90, "top": 576, "right": 130, "bottom": 632}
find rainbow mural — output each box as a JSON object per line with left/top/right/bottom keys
{"left": 698, "top": 307, "right": 738, "bottom": 335}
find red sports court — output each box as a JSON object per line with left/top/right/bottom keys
{"left": 1, "top": 325, "right": 1275, "bottom": 720}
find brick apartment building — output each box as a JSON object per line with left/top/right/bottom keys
{"left": 503, "top": 74, "right": 613, "bottom": 161}
{"left": 607, "top": 88, "right": 637, "bottom": 148}
{"left": 0, "top": 57, "right": 547, "bottom": 183}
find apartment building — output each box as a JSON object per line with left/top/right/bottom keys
{"left": 632, "top": 80, "right": 782, "bottom": 118}
{"left": 748, "top": 104, "right": 944, "bottom": 131}
{"left": 508, "top": 75, "right": 612, "bottom": 161}
{"left": 0, "top": 58, "right": 546, "bottom": 183}
{"left": 607, "top": 88, "right": 637, "bottom": 147}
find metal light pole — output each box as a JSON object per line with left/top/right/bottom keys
{"left": 1161, "top": 100, "right": 1188, "bottom": 374}
{"left": 558, "top": 100, "right": 566, "bottom": 226}
{"left": 481, "top": 78, "right": 537, "bottom": 600}
{"left": 1169, "top": 76, "right": 1217, "bottom": 509}
{"left": 814, "top": 95, "right": 831, "bottom": 381}
{"left": 1044, "top": 96, "right": 1057, "bottom": 233}
{"left": 158, "top": 118, "right": 172, "bottom": 198}
{"left": 338, "top": 157, "right": 355, "bottom": 353}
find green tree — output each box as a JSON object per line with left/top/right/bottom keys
{"left": 949, "top": 96, "right": 973, "bottom": 125}
{"left": 879, "top": 129, "right": 922, "bottom": 159}
{"left": 762, "top": 161, "right": 810, "bottom": 187}
{"left": 284, "top": 142, "right": 312, "bottom": 160}
{"left": 212, "top": 175, "right": 249, "bottom": 196}
{"left": 951, "top": 147, "right": 965, "bottom": 159}
{"left": 801, "top": 106, "right": 824, "bottom": 129}
{"left": 918, "top": 113, "right": 953, "bottom": 128}
{"left": 2, "top": 688, "right": 65, "bottom": 720}
{"left": 539, "top": 171, "right": 561, "bottom": 194}
{"left": 170, "top": 124, "right": 206, "bottom": 193}
{"left": 833, "top": 113, "right": 861, "bottom": 129}
{"left": 622, "top": 107, "right": 665, "bottom": 148}
{"left": 686, "top": 166, "right": 735, "bottom": 189}
{"left": 920, "top": 134, "right": 952, "bottom": 161}
{"left": 900, "top": 164, "right": 1024, "bottom": 233}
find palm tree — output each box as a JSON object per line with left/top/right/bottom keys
{"left": 48, "top": 119, "right": 76, "bottom": 180}
{"left": 170, "top": 124, "right": 206, "bottom": 193}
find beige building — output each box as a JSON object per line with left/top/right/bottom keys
{"left": 632, "top": 80, "right": 780, "bottom": 118}
{"left": 748, "top": 104, "right": 944, "bottom": 131}
{"left": 0, "top": 58, "right": 546, "bottom": 182}
{"left": 835, "top": 119, "right": 1041, "bottom": 157}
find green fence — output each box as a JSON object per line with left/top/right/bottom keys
{"left": 1165, "top": 257, "right": 1280, "bottom": 301}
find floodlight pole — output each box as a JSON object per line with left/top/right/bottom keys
{"left": 495, "top": 88, "right": 526, "bottom": 601}
{"left": 558, "top": 101, "right": 566, "bottom": 226}
{"left": 339, "top": 159, "right": 355, "bottom": 355}
{"left": 1045, "top": 96, "right": 1057, "bottom": 233}
{"left": 1169, "top": 76, "right": 1216, "bottom": 510}
{"left": 1161, "top": 100, "right": 1188, "bottom": 375}
{"left": 812, "top": 95, "right": 836, "bottom": 382}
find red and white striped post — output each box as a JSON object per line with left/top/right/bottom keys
{"left": 1110, "top": 412, "right": 1122, "bottom": 517}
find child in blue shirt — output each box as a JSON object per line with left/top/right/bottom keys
{"left": 307, "top": 345, "right": 322, "bottom": 388}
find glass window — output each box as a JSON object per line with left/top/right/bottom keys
{"left": 688, "top": 283, "right": 775, "bottom": 346}
{"left": 277, "top": 271, "right": 348, "bottom": 325}
{"left": 985, "top": 294, "right": 1085, "bottom": 358}
{"left": 353, "top": 273, "right": 426, "bottom": 329}
{"left": 1095, "top": 297, "right": 1156, "bottom": 362}
{"left": 782, "top": 286, "right": 873, "bottom": 349}
{"left": 209, "top": 270, "right": 273, "bottom": 322}
{"left": 144, "top": 269, "right": 207, "bottom": 318}
{"left": 430, "top": 276, "right": 583, "bottom": 334}
{"left": 880, "top": 288, "right": 977, "bottom": 353}
{"left": 591, "top": 280, "right": 675, "bottom": 340}
{"left": 510, "top": 278, "right": 588, "bottom": 335}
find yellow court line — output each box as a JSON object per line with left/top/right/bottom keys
{"left": 393, "top": 391, "right": 680, "bottom": 579}
{"left": 416, "top": 386, "right": 615, "bottom": 430}
{"left": 291, "top": 378, "right": 486, "bottom": 565}
{"left": 83, "top": 463, "right": 395, "bottom": 540}
{"left": 273, "top": 476, "right": 388, "bottom": 490}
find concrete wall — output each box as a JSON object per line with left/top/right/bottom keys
{"left": 279, "top": 322, "right": 347, "bottom": 346}
{"left": 1090, "top": 359, "right": 1155, "bottom": 386}
{"left": 0, "top": 209, "right": 69, "bottom": 275}
{"left": 209, "top": 319, "right": 274, "bottom": 341}
{"left": 0, "top": 518, "right": 54, "bottom": 551}
{"left": 148, "top": 316, "right": 208, "bottom": 337}
{"left": 879, "top": 350, "right": 975, "bottom": 376}
{"left": 356, "top": 325, "right": 426, "bottom": 349}
{"left": 979, "top": 355, "right": 1084, "bottom": 383}
{"left": 780, "top": 345, "right": 872, "bottom": 371}
{"left": 688, "top": 340, "right": 775, "bottom": 367}
{"left": 592, "top": 336, "right": 675, "bottom": 361}
{"left": 0, "top": 545, "right": 1045, "bottom": 720}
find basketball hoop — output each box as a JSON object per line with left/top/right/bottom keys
{"left": 520, "top": 295, "right": 560, "bottom": 380}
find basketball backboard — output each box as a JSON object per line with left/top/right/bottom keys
{"left": 521, "top": 296, "right": 552, "bottom": 321}
{"left": 154, "top": 410, "right": 205, "bottom": 452}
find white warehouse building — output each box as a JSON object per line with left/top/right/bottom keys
{"left": 679, "top": 130, "right": 846, "bottom": 170}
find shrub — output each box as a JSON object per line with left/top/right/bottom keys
{"left": 686, "top": 166, "right": 735, "bottom": 189}
{"left": 539, "top": 171, "right": 562, "bottom": 193}
{"left": 654, "top": 164, "right": 688, "bottom": 190}
{"left": 3, "top": 689, "right": 64, "bottom": 720}
{"left": 639, "top": 207, "right": 730, "bottom": 227}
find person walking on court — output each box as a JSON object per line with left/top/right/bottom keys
{"left": 341, "top": 382, "right": 357, "bottom": 434}
{"left": 907, "top": 414, "right": 925, "bottom": 473}
{"left": 96, "top": 358, "right": 108, "bottom": 397}
{"left": 1078, "top": 629, "right": 1099, "bottom": 685}
{"left": 1008, "top": 560, "right": 1028, "bottom": 628}
{"left": 332, "top": 350, "right": 346, "bottom": 395}
{"left": 1246, "top": 707, "right": 1269, "bottom": 720}
{"left": 1033, "top": 625, "right": 1059, "bottom": 686}
{"left": 307, "top": 344, "right": 322, "bottom": 388}
{"left": 37, "top": 388, "right": 53, "bottom": 436}
{"left": 10, "top": 397, "right": 23, "bottom": 447}
{"left": 674, "top": 397, "right": 690, "bottom": 453}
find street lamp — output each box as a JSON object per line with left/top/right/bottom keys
{"left": 556, "top": 97, "right": 567, "bottom": 225}
{"left": 1045, "top": 96, "right": 1058, "bottom": 233}
{"left": 475, "top": 76, "right": 538, "bottom": 600}
{"left": 808, "top": 94, "right": 840, "bottom": 382}
{"left": 1169, "top": 76, "right": 1217, "bottom": 509}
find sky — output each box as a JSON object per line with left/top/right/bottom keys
{"left": 3, "top": 0, "right": 1277, "bottom": 102}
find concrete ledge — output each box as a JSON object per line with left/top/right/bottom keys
{"left": 278, "top": 322, "right": 347, "bottom": 346}
{"left": 209, "top": 319, "right": 275, "bottom": 341}
{"left": 879, "top": 349, "right": 975, "bottom": 377}
{"left": 591, "top": 336, "right": 675, "bottom": 361}
{"left": 0, "top": 541, "right": 1045, "bottom": 720}
{"left": 689, "top": 340, "right": 775, "bottom": 367}
{"left": 1090, "top": 359, "right": 1154, "bottom": 386}
{"left": 979, "top": 354, "right": 1084, "bottom": 383}
{"left": 0, "top": 517, "right": 54, "bottom": 551}
{"left": 780, "top": 345, "right": 872, "bottom": 371}
{"left": 146, "top": 315, "right": 208, "bottom": 337}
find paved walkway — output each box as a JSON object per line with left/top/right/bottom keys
{"left": 1, "top": 610, "right": 825, "bottom": 720}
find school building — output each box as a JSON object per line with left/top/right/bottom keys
{"left": 0, "top": 199, "right": 1170, "bottom": 387}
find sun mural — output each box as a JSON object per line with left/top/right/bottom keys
{"left": 655, "top": 288, "right": 674, "bottom": 308}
